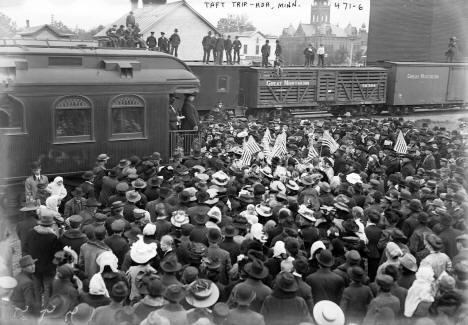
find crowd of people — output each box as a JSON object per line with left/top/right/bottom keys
{"left": 104, "top": 11, "right": 181, "bottom": 57}
{"left": 1, "top": 113, "right": 468, "bottom": 325}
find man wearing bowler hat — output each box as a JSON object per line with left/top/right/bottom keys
{"left": 11, "top": 255, "right": 40, "bottom": 317}
{"left": 206, "top": 228, "right": 232, "bottom": 285}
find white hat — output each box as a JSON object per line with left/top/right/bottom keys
{"left": 298, "top": 204, "right": 316, "bottom": 222}
{"left": 250, "top": 223, "right": 267, "bottom": 243}
{"left": 270, "top": 180, "right": 286, "bottom": 193}
{"left": 346, "top": 173, "right": 362, "bottom": 185}
{"left": 0, "top": 276, "right": 17, "bottom": 289}
{"left": 273, "top": 241, "right": 287, "bottom": 258}
{"left": 204, "top": 188, "right": 219, "bottom": 205}
{"left": 171, "top": 210, "right": 189, "bottom": 228}
{"left": 309, "top": 240, "right": 326, "bottom": 260}
{"left": 143, "top": 223, "right": 157, "bottom": 236}
{"left": 89, "top": 273, "right": 108, "bottom": 296}
{"left": 211, "top": 171, "right": 229, "bottom": 186}
{"left": 313, "top": 300, "right": 345, "bottom": 325}
{"left": 207, "top": 206, "right": 222, "bottom": 223}
{"left": 130, "top": 235, "right": 157, "bottom": 264}
{"left": 96, "top": 251, "right": 119, "bottom": 273}
{"left": 255, "top": 204, "right": 273, "bottom": 217}
{"left": 236, "top": 130, "right": 248, "bottom": 138}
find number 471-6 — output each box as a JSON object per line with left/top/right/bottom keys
{"left": 334, "top": 2, "right": 364, "bottom": 10}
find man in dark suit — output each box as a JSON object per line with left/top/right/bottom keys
{"left": 224, "top": 35, "right": 233, "bottom": 64}
{"left": 146, "top": 32, "right": 157, "bottom": 51}
{"left": 202, "top": 31, "right": 213, "bottom": 63}
{"left": 168, "top": 94, "right": 182, "bottom": 130}
{"left": 261, "top": 40, "right": 270, "bottom": 67}
{"left": 180, "top": 94, "right": 199, "bottom": 131}
{"left": 305, "top": 250, "right": 345, "bottom": 304}
{"left": 364, "top": 210, "right": 383, "bottom": 281}
{"left": 232, "top": 36, "right": 242, "bottom": 64}
{"left": 158, "top": 32, "right": 169, "bottom": 53}
{"left": 215, "top": 33, "right": 225, "bottom": 65}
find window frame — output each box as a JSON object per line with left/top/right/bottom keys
{"left": 108, "top": 94, "right": 147, "bottom": 141}
{"left": 243, "top": 44, "right": 248, "bottom": 55}
{"left": 216, "top": 75, "right": 230, "bottom": 93}
{"left": 0, "top": 95, "right": 26, "bottom": 135}
{"left": 52, "top": 95, "right": 94, "bottom": 144}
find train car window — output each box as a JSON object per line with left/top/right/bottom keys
{"left": 0, "top": 95, "right": 24, "bottom": 135}
{"left": 217, "top": 76, "right": 229, "bottom": 92}
{"left": 243, "top": 45, "right": 248, "bottom": 55}
{"left": 54, "top": 96, "right": 92, "bottom": 143}
{"left": 255, "top": 45, "right": 259, "bottom": 55}
{"left": 110, "top": 95, "right": 145, "bottom": 140}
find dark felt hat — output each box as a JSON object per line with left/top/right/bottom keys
{"left": 276, "top": 271, "right": 298, "bottom": 293}
{"left": 244, "top": 260, "right": 269, "bottom": 279}
{"left": 316, "top": 249, "right": 334, "bottom": 267}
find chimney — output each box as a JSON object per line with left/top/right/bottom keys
{"left": 131, "top": 0, "right": 138, "bottom": 10}
{"left": 26, "top": 20, "right": 30, "bottom": 28}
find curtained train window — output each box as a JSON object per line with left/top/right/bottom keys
{"left": 54, "top": 96, "right": 93, "bottom": 143}
{"left": 110, "top": 95, "right": 145, "bottom": 140}
{"left": 0, "top": 95, "right": 25, "bottom": 134}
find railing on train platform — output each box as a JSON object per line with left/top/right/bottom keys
{"left": 169, "top": 130, "right": 202, "bottom": 158}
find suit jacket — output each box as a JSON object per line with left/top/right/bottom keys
{"left": 305, "top": 268, "right": 345, "bottom": 304}
{"left": 64, "top": 198, "right": 86, "bottom": 219}
{"left": 228, "top": 278, "right": 272, "bottom": 313}
{"left": 99, "top": 176, "right": 119, "bottom": 207}
{"left": 181, "top": 100, "right": 199, "bottom": 130}
{"left": 225, "top": 307, "right": 265, "bottom": 325}
{"left": 207, "top": 244, "right": 232, "bottom": 285}
{"left": 60, "top": 229, "right": 88, "bottom": 256}
{"left": 364, "top": 224, "right": 383, "bottom": 259}
{"left": 24, "top": 226, "right": 63, "bottom": 276}
{"left": 25, "top": 175, "right": 48, "bottom": 200}
{"left": 104, "top": 234, "right": 130, "bottom": 267}
{"left": 80, "top": 181, "right": 95, "bottom": 199}
{"left": 158, "top": 36, "right": 169, "bottom": 52}
{"left": 11, "top": 271, "right": 38, "bottom": 313}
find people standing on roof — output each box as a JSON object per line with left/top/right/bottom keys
{"left": 216, "top": 34, "right": 225, "bottom": 65}
{"left": 146, "top": 32, "right": 157, "bottom": 51}
{"left": 317, "top": 44, "right": 326, "bottom": 67}
{"left": 202, "top": 31, "right": 213, "bottom": 64}
{"left": 225, "top": 35, "right": 233, "bottom": 65}
{"left": 126, "top": 11, "right": 135, "bottom": 29}
{"left": 169, "top": 29, "right": 181, "bottom": 58}
{"left": 445, "top": 36, "right": 458, "bottom": 63}
{"left": 158, "top": 32, "right": 169, "bottom": 53}
{"left": 304, "top": 43, "right": 316, "bottom": 67}
{"left": 261, "top": 40, "right": 271, "bottom": 67}
{"left": 233, "top": 36, "right": 242, "bottom": 64}
{"left": 211, "top": 33, "right": 219, "bottom": 63}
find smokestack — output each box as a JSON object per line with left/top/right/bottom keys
{"left": 131, "top": 0, "right": 138, "bottom": 10}
{"left": 26, "top": 20, "right": 30, "bottom": 28}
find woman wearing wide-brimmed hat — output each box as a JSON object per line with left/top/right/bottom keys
{"left": 185, "top": 279, "right": 220, "bottom": 324}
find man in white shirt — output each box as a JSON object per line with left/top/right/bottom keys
{"left": 317, "top": 44, "right": 325, "bottom": 67}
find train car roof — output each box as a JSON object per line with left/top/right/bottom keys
{"left": 382, "top": 61, "right": 468, "bottom": 66}
{"left": 0, "top": 46, "right": 200, "bottom": 88}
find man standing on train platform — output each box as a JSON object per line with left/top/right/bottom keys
{"left": 25, "top": 162, "right": 48, "bottom": 202}
{"left": 169, "top": 94, "right": 184, "bottom": 131}
{"left": 181, "top": 94, "right": 200, "bottom": 131}
{"left": 202, "top": 31, "right": 213, "bottom": 64}
{"left": 146, "top": 32, "right": 157, "bottom": 51}
{"left": 261, "top": 40, "right": 271, "bottom": 67}
{"left": 225, "top": 35, "right": 233, "bottom": 64}
{"left": 233, "top": 36, "right": 242, "bottom": 64}
{"left": 317, "top": 44, "right": 325, "bottom": 67}
{"left": 216, "top": 34, "right": 225, "bottom": 65}
{"left": 169, "top": 28, "right": 181, "bottom": 57}
{"left": 158, "top": 32, "right": 169, "bottom": 53}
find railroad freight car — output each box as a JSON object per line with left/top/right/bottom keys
{"left": 0, "top": 45, "right": 199, "bottom": 187}
{"left": 379, "top": 61, "right": 468, "bottom": 113}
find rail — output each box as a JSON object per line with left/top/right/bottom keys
{"left": 169, "top": 130, "right": 202, "bottom": 158}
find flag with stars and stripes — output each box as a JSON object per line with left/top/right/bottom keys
{"left": 270, "top": 131, "right": 288, "bottom": 159}
{"left": 394, "top": 130, "right": 408, "bottom": 154}
{"left": 262, "top": 128, "right": 272, "bottom": 156}
{"left": 307, "top": 135, "right": 319, "bottom": 160}
{"left": 240, "top": 136, "right": 261, "bottom": 166}
{"left": 321, "top": 130, "right": 339, "bottom": 153}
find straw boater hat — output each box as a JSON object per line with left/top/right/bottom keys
{"left": 255, "top": 203, "right": 272, "bottom": 217}
{"left": 204, "top": 188, "right": 219, "bottom": 205}
{"left": 298, "top": 205, "right": 316, "bottom": 222}
{"left": 130, "top": 235, "right": 157, "bottom": 264}
{"left": 286, "top": 180, "right": 300, "bottom": 191}
{"left": 211, "top": 171, "right": 229, "bottom": 186}
{"left": 185, "top": 279, "right": 220, "bottom": 308}
{"left": 313, "top": 300, "right": 345, "bottom": 325}
{"left": 171, "top": 210, "right": 190, "bottom": 228}
{"left": 126, "top": 190, "right": 141, "bottom": 203}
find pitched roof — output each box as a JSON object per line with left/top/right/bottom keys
{"left": 295, "top": 24, "right": 317, "bottom": 37}
{"left": 95, "top": 1, "right": 217, "bottom": 37}
{"left": 18, "top": 24, "right": 75, "bottom": 37}
{"left": 223, "top": 30, "right": 266, "bottom": 38}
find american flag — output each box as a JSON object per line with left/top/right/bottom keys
{"left": 394, "top": 130, "right": 408, "bottom": 154}
{"left": 270, "top": 131, "right": 288, "bottom": 159}
{"left": 240, "top": 136, "right": 261, "bottom": 166}
{"left": 321, "top": 130, "right": 339, "bottom": 153}
{"left": 262, "top": 128, "right": 272, "bottom": 156}
{"left": 307, "top": 135, "right": 319, "bottom": 160}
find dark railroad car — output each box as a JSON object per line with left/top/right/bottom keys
{"left": 239, "top": 67, "right": 387, "bottom": 114}
{"left": 0, "top": 46, "right": 199, "bottom": 186}
{"left": 379, "top": 61, "right": 468, "bottom": 113}
{"left": 186, "top": 63, "right": 242, "bottom": 112}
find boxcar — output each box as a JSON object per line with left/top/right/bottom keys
{"left": 0, "top": 46, "right": 199, "bottom": 186}
{"left": 239, "top": 66, "right": 387, "bottom": 115}
{"left": 186, "top": 62, "right": 242, "bottom": 112}
{"left": 379, "top": 61, "right": 468, "bottom": 112}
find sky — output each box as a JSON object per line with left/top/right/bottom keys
{"left": 0, "top": 0, "right": 370, "bottom": 35}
